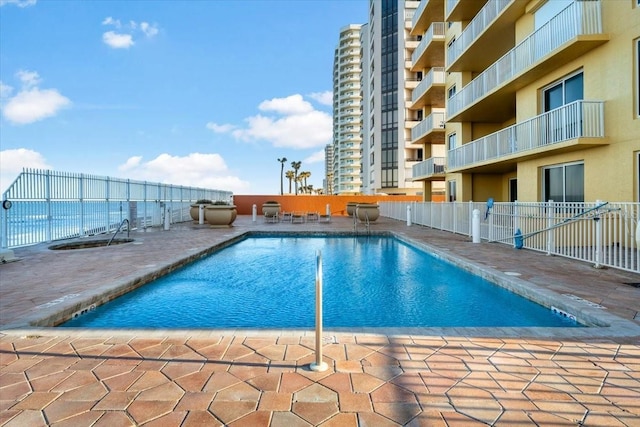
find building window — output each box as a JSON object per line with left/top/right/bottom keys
{"left": 447, "top": 133, "right": 457, "bottom": 151}
{"left": 543, "top": 72, "right": 583, "bottom": 112}
{"left": 448, "top": 180, "right": 457, "bottom": 202}
{"left": 542, "top": 162, "right": 584, "bottom": 202}
{"left": 447, "top": 85, "right": 456, "bottom": 99}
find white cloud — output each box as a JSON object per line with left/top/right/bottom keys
{"left": 1, "top": 70, "right": 71, "bottom": 125}
{"left": 0, "top": 0, "right": 36, "bottom": 7}
{"left": 102, "top": 31, "right": 134, "bottom": 49}
{"left": 119, "top": 156, "right": 142, "bottom": 170}
{"left": 304, "top": 149, "right": 327, "bottom": 164}
{"left": 117, "top": 153, "right": 250, "bottom": 193}
{"left": 0, "top": 82, "right": 13, "bottom": 98}
{"left": 101, "top": 17, "right": 158, "bottom": 49}
{"left": 2, "top": 87, "right": 71, "bottom": 124}
{"left": 309, "top": 91, "right": 333, "bottom": 106}
{"left": 206, "top": 122, "right": 235, "bottom": 133}
{"left": 259, "top": 94, "right": 314, "bottom": 115}
{"left": 217, "top": 94, "right": 332, "bottom": 149}
{"left": 16, "top": 70, "right": 42, "bottom": 88}
{"left": 102, "top": 16, "right": 121, "bottom": 28}
{"left": 0, "top": 148, "right": 52, "bottom": 193}
{"left": 140, "top": 22, "right": 159, "bottom": 38}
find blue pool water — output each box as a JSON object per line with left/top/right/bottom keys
{"left": 61, "top": 236, "right": 580, "bottom": 328}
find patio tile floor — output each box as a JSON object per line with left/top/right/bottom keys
{"left": 1, "top": 215, "right": 639, "bottom": 425}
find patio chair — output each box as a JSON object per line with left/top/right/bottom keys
{"left": 281, "top": 211, "right": 292, "bottom": 222}
{"left": 291, "top": 211, "right": 305, "bottom": 224}
{"left": 264, "top": 211, "right": 279, "bottom": 223}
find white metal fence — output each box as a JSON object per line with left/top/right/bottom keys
{"left": 1, "top": 169, "right": 233, "bottom": 248}
{"left": 380, "top": 201, "right": 640, "bottom": 274}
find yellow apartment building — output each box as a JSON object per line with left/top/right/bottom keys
{"left": 411, "top": 0, "right": 640, "bottom": 203}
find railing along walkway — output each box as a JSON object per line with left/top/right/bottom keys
{"left": 1, "top": 169, "right": 232, "bottom": 248}
{"left": 380, "top": 201, "right": 640, "bottom": 274}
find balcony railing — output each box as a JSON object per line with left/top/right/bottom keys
{"left": 447, "top": 0, "right": 510, "bottom": 67}
{"left": 411, "top": 0, "right": 429, "bottom": 29}
{"left": 411, "top": 22, "right": 446, "bottom": 65}
{"left": 411, "top": 67, "right": 446, "bottom": 105}
{"left": 412, "top": 157, "right": 446, "bottom": 179}
{"left": 447, "top": 100, "right": 604, "bottom": 169}
{"left": 448, "top": 1, "right": 603, "bottom": 119}
{"left": 411, "top": 111, "right": 446, "bottom": 142}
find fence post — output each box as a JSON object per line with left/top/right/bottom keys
{"left": 488, "top": 203, "right": 494, "bottom": 242}
{"left": 472, "top": 209, "right": 481, "bottom": 243}
{"left": 406, "top": 204, "right": 412, "bottom": 226}
{"left": 594, "top": 199, "right": 603, "bottom": 269}
{"left": 546, "top": 200, "right": 554, "bottom": 255}
{"left": 468, "top": 201, "right": 473, "bottom": 238}
{"left": 310, "top": 250, "right": 328, "bottom": 372}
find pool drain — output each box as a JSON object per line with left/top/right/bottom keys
{"left": 71, "top": 304, "right": 96, "bottom": 319}
{"left": 551, "top": 306, "right": 577, "bottom": 321}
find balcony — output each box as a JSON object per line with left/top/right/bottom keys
{"left": 447, "top": 1, "right": 607, "bottom": 123}
{"left": 411, "top": 0, "right": 445, "bottom": 36}
{"left": 411, "top": 22, "right": 446, "bottom": 70}
{"left": 446, "top": 0, "right": 486, "bottom": 22}
{"left": 411, "top": 67, "right": 446, "bottom": 110}
{"left": 447, "top": 101, "right": 607, "bottom": 173}
{"left": 410, "top": 111, "right": 446, "bottom": 145}
{"left": 412, "top": 157, "right": 446, "bottom": 181}
{"left": 447, "top": 0, "right": 526, "bottom": 72}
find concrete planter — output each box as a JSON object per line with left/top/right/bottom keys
{"left": 356, "top": 203, "right": 379, "bottom": 222}
{"left": 205, "top": 205, "right": 237, "bottom": 228}
{"left": 190, "top": 204, "right": 209, "bottom": 222}
{"left": 346, "top": 202, "right": 358, "bottom": 216}
{"left": 261, "top": 202, "right": 281, "bottom": 217}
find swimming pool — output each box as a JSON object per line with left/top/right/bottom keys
{"left": 60, "top": 235, "right": 580, "bottom": 328}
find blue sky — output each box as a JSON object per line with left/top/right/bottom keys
{"left": 0, "top": 0, "right": 367, "bottom": 195}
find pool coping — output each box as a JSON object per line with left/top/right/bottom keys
{"left": 2, "top": 229, "right": 640, "bottom": 340}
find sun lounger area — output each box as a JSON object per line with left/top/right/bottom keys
{"left": 264, "top": 211, "right": 330, "bottom": 224}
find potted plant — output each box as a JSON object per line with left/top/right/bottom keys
{"left": 262, "top": 200, "right": 281, "bottom": 217}
{"left": 190, "top": 199, "right": 212, "bottom": 221}
{"left": 356, "top": 203, "right": 380, "bottom": 222}
{"left": 205, "top": 201, "right": 237, "bottom": 227}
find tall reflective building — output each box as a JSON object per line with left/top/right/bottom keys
{"left": 332, "top": 25, "right": 364, "bottom": 195}
{"left": 361, "top": 0, "right": 427, "bottom": 195}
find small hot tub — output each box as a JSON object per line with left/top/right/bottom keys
{"left": 49, "top": 238, "right": 134, "bottom": 250}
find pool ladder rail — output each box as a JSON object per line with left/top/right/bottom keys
{"left": 353, "top": 207, "right": 371, "bottom": 235}
{"left": 107, "top": 219, "right": 130, "bottom": 246}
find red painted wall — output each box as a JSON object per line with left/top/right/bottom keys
{"left": 232, "top": 195, "right": 423, "bottom": 215}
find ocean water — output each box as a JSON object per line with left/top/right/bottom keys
{"left": 1, "top": 201, "right": 179, "bottom": 248}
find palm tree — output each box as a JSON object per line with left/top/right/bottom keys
{"left": 290, "top": 161, "right": 301, "bottom": 195}
{"left": 296, "top": 175, "right": 305, "bottom": 194}
{"left": 277, "top": 157, "right": 287, "bottom": 195}
{"left": 300, "top": 171, "right": 311, "bottom": 191}
{"left": 298, "top": 171, "right": 311, "bottom": 194}
{"left": 285, "top": 170, "right": 295, "bottom": 194}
